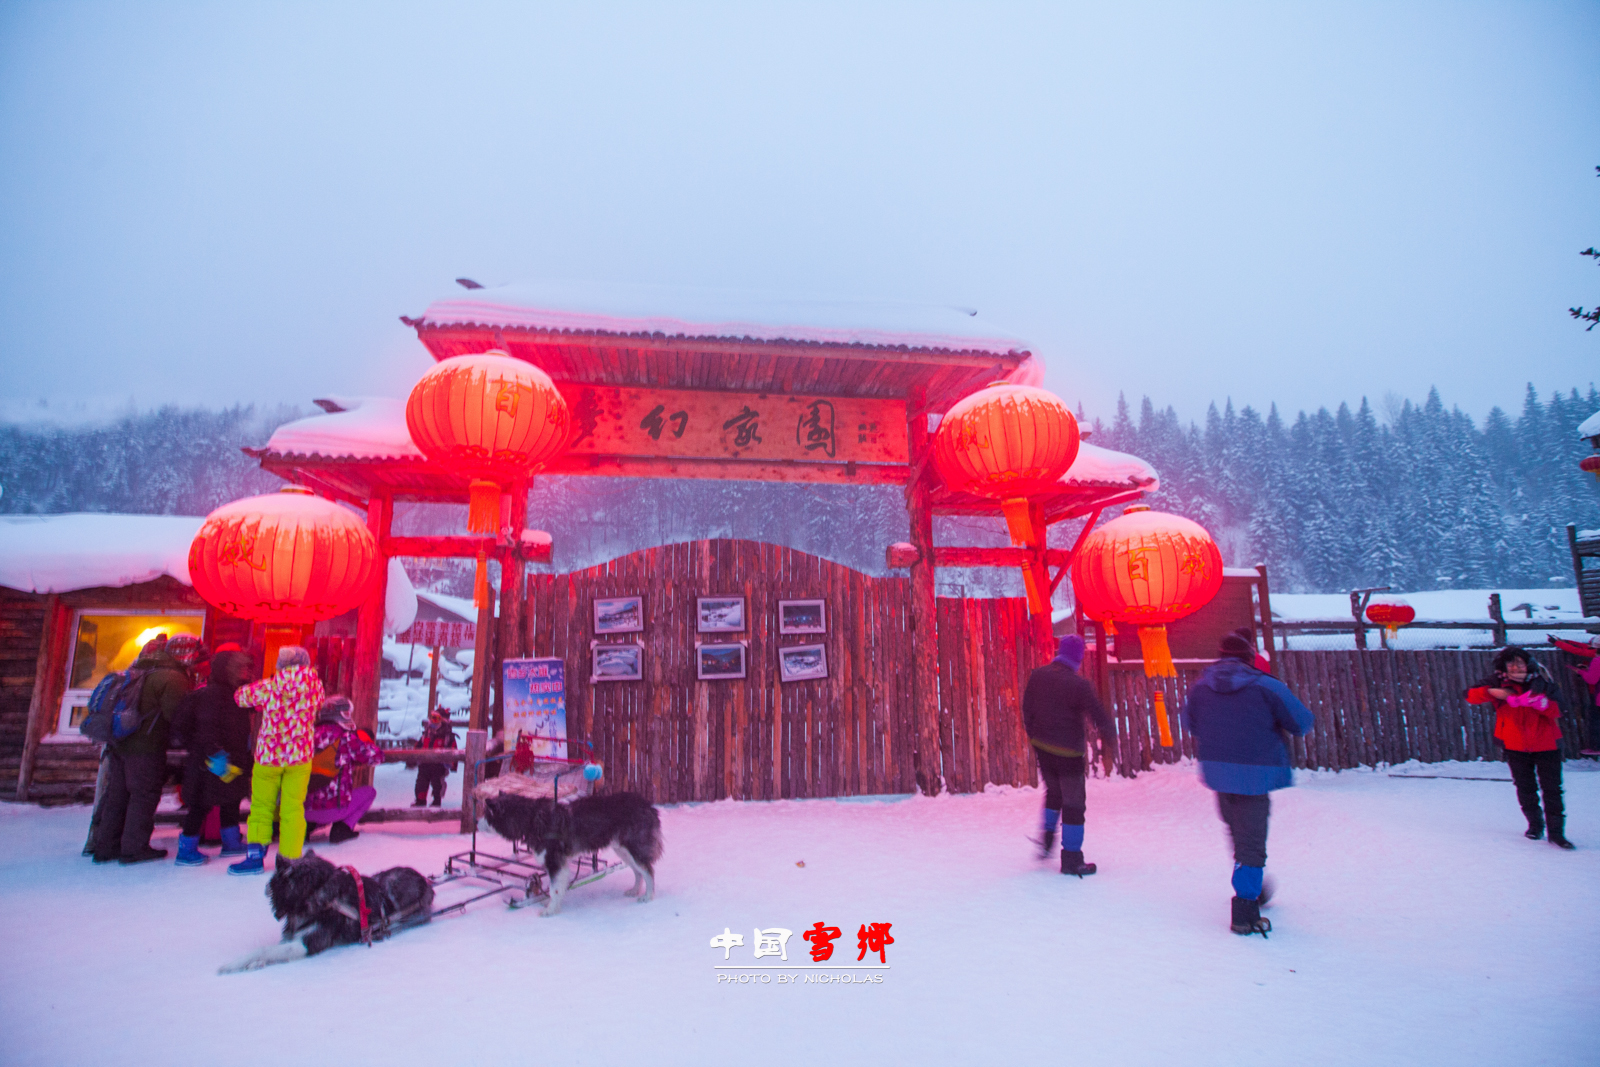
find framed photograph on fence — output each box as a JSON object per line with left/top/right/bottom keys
{"left": 777, "top": 642, "right": 828, "bottom": 682}
{"left": 591, "top": 640, "right": 644, "bottom": 682}
{"left": 778, "top": 599, "right": 826, "bottom": 634}
{"left": 696, "top": 641, "right": 747, "bottom": 680}
{"left": 594, "top": 596, "right": 644, "bottom": 635}
{"left": 696, "top": 596, "right": 746, "bottom": 633}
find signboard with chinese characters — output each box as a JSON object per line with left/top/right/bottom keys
{"left": 564, "top": 386, "right": 908, "bottom": 466}
{"left": 394, "top": 619, "right": 476, "bottom": 648}
{"left": 502, "top": 657, "right": 566, "bottom": 759}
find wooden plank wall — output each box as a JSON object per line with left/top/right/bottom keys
{"left": 935, "top": 596, "right": 1043, "bottom": 792}
{"left": 527, "top": 540, "right": 918, "bottom": 803}
{"left": 0, "top": 589, "right": 47, "bottom": 800}
{"left": 1100, "top": 649, "right": 1595, "bottom": 772}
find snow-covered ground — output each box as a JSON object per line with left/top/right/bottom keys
{"left": 3, "top": 760, "right": 1595, "bottom": 1066}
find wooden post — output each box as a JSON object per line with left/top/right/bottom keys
{"left": 1349, "top": 590, "right": 1368, "bottom": 651}
{"left": 493, "top": 481, "right": 530, "bottom": 736}
{"left": 351, "top": 494, "right": 392, "bottom": 787}
{"left": 468, "top": 596, "right": 493, "bottom": 732}
{"left": 1255, "top": 564, "right": 1277, "bottom": 673}
{"left": 1026, "top": 501, "right": 1054, "bottom": 657}
{"left": 905, "top": 391, "right": 944, "bottom": 795}
{"left": 460, "top": 727, "right": 486, "bottom": 834}
{"left": 1488, "top": 592, "right": 1507, "bottom": 647}
{"left": 426, "top": 645, "right": 441, "bottom": 714}
{"left": 16, "top": 594, "right": 68, "bottom": 802}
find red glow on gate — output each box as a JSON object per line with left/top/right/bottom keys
{"left": 931, "top": 383, "right": 1080, "bottom": 499}
{"left": 405, "top": 351, "right": 570, "bottom": 533}
{"left": 188, "top": 486, "right": 378, "bottom": 624}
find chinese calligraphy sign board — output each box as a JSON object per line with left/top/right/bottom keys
{"left": 565, "top": 386, "right": 909, "bottom": 466}
{"left": 502, "top": 657, "right": 566, "bottom": 759}
{"left": 395, "top": 619, "right": 477, "bottom": 648}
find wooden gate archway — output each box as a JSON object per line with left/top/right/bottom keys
{"left": 527, "top": 539, "right": 1044, "bottom": 803}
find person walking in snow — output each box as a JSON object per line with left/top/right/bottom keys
{"left": 1180, "top": 632, "right": 1313, "bottom": 937}
{"left": 304, "top": 696, "right": 384, "bottom": 844}
{"left": 171, "top": 648, "right": 254, "bottom": 866}
{"left": 412, "top": 705, "right": 456, "bottom": 806}
{"left": 91, "top": 635, "right": 201, "bottom": 865}
{"left": 230, "top": 646, "right": 326, "bottom": 875}
{"left": 1465, "top": 646, "right": 1572, "bottom": 849}
{"left": 1022, "top": 634, "right": 1116, "bottom": 876}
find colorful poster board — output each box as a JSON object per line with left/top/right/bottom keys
{"left": 502, "top": 656, "right": 566, "bottom": 760}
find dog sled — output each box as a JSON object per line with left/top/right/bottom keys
{"left": 428, "top": 738, "right": 625, "bottom": 916}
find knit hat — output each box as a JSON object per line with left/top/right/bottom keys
{"left": 166, "top": 634, "right": 209, "bottom": 668}
{"left": 1219, "top": 633, "right": 1255, "bottom": 663}
{"left": 316, "top": 696, "right": 356, "bottom": 730}
{"left": 1055, "top": 634, "right": 1086, "bottom": 670}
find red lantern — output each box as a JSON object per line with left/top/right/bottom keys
{"left": 1581, "top": 454, "right": 1600, "bottom": 481}
{"left": 1070, "top": 507, "right": 1223, "bottom": 678}
{"left": 189, "top": 486, "right": 379, "bottom": 670}
{"left": 933, "top": 383, "right": 1080, "bottom": 614}
{"left": 1365, "top": 599, "right": 1415, "bottom": 638}
{"left": 406, "top": 351, "right": 570, "bottom": 535}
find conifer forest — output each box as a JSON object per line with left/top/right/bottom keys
{"left": 1, "top": 384, "right": 1596, "bottom": 596}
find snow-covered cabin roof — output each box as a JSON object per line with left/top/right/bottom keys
{"left": 1578, "top": 410, "right": 1600, "bottom": 440}
{"left": 0, "top": 514, "right": 202, "bottom": 593}
{"left": 414, "top": 280, "right": 1030, "bottom": 357}
{"left": 264, "top": 397, "right": 423, "bottom": 462}
{"left": 0, "top": 513, "right": 418, "bottom": 633}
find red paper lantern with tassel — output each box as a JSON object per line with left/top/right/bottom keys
{"left": 188, "top": 486, "right": 379, "bottom": 669}
{"left": 1070, "top": 507, "right": 1223, "bottom": 677}
{"left": 406, "top": 351, "right": 570, "bottom": 535}
{"left": 932, "top": 382, "right": 1080, "bottom": 614}
{"left": 1581, "top": 454, "right": 1600, "bottom": 481}
{"left": 1364, "top": 599, "right": 1415, "bottom": 639}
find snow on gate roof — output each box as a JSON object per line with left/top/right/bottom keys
{"left": 414, "top": 280, "right": 1031, "bottom": 356}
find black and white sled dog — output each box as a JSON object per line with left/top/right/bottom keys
{"left": 219, "top": 850, "right": 434, "bottom": 973}
{"left": 483, "top": 792, "right": 663, "bottom": 916}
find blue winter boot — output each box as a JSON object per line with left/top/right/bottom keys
{"left": 175, "top": 835, "right": 207, "bottom": 866}
{"left": 228, "top": 842, "right": 267, "bottom": 876}
{"left": 218, "top": 825, "right": 247, "bottom": 856}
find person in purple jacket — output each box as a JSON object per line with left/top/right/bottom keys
{"left": 1180, "top": 632, "right": 1314, "bottom": 937}
{"left": 302, "top": 697, "right": 384, "bottom": 844}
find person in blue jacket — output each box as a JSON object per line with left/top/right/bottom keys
{"left": 1180, "top": 632, "right": 1313, "bottom": 937}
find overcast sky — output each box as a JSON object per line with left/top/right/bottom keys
{"left": 1, "top": 1, "right": 1596, "bottom": 429}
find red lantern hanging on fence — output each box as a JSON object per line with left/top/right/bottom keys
{"left": 932, "top": 382, "right": 1080, "bottom": 614}
{"left": 188, "top": 485, "right": 379, "bottom": 671}
{"left": 405, "top": 351, "right": 571, "bottom": 535}
{"left": 1364, "top": 598, "right": 1415, "bottom": 639}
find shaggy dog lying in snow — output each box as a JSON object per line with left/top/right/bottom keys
{"left": 219, "top": 851, "right": 434, "bottom": 973}
{"left": 483, "top": 792, "right": 662, "bottom": 915}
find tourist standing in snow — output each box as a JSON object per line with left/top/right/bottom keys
{"left": 91, "top": 635, "right": 203, "bottom": 864}
{"left": 230, "top": 646, "right": 326, "bottom": 875}
{"left": 303, "top": 696, "right": 384, "bottom": 843}
{"left": 1022, "top": 634, "right": 1116, "bottom": 876}
{"left": 1466, "top": 646, "right": 1572, "bottom": 849}
{"left": 413, "top": 705, "right": 457, "bottom": 806}
{"left": 171, "top": 649, "right": 254, "bottom": 866}
{"left": 1180, "top": 633, "right": 1313, "bottom": 936}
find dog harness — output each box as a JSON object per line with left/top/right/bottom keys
{"left": 343, "top": 865, "right": 373, "bottom": 946}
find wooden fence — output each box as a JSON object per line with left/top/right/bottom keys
{"left": 1099, "top": 649, "right": 1595, "bottom": 773}
{"left": 935, "top": 596, "right": 1045, "bottom": 792}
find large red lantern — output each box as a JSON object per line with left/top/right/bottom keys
{"left": 1071, "top": 507, "right": 1223, "bottom": 677}
{"left": 189, "top": 486, "right": 379, "bottom": 671}
{"left": 406, "top": 351, "right": 571, "bottom": 535}
{"left": 1365, "top": 598, "right": 1415, "bottom": 640}
{"left": 933, "top": 382, "right": 1080, "bottom": 614}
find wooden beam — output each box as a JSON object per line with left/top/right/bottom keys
{"left": 933, "top": 546, "right": 1074, "bottom": 569}
{"left": 1048, "top": 506, "right": 1105, "bottom": 596}
{"left": 350, "top": 494, "right": 391, "bottom": 774}
{"left": 16, "top": 595, "right": 68, "bottom": 802}
{"left": 905, "top": 386, "right": 945, "bottom": 796}
{"left": 387, "top": 536, "right": 503, "bottom": 559}
{"left": 1026, "top": 501, "right": 1054, "bottom": 656}
{"left": 540, "top": 454, "right": 909, "bottom": 485}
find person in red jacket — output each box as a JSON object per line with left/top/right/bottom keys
{"left": 1465, "top": 646, "right": 1572, "bottom": 849}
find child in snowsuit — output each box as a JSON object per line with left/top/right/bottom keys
{"left": 1465, "top": 646, "right": 1572, "bottom": 849}
{"left": 414, "top": 706, "right": 456, "bottom": 806}
{"left": 1181, "top": 633, "right": 1314, "bottom": 936}
{"left": 1021, "top": 635, "right": 1116, "bottom": 876}
{"left": 304, "top": 696, "right": 384, "bottom": 844}
{"left": 231, "top": 646, "right": 326, "bottom": 874}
